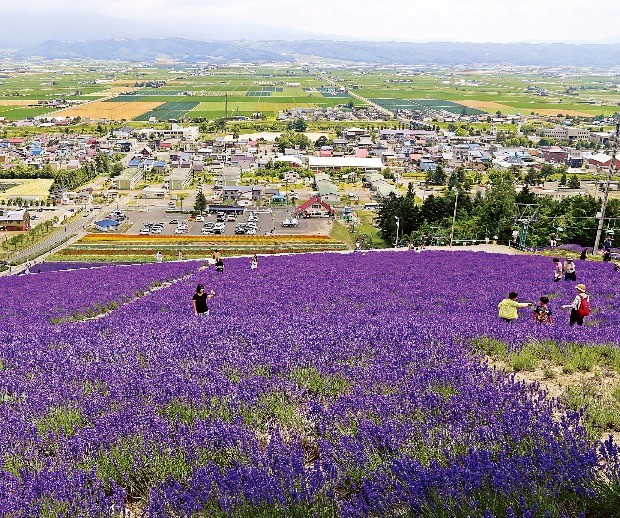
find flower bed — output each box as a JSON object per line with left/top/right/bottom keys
{"left": 0, "top": 251, "right": 619, "bottom": 515}
{"left": 50, "top": 234, "right": 349, "bottom": 262}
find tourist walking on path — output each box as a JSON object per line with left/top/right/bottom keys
{"left": 250, "top": 254, "right": 258, "bottom": 270}
{"left": 563, "top": 284, "right": 590, "bottom": 327}
{"left": 553, "top": 258, "right": 563, "bottom": 282}
{"left": 213, "top": 249, "right": 224, "bottom": 272}
{"left": 532, "top": 296, "right": 553, "bottom": 325}
{"left": 192, "top": 284, "right": 215, "bottom": 316}
{"left": 498, "top": 292, "right": 532, "bottom": 322}
{"left": 563, "top": 258, "right": 576, "bottom": 282}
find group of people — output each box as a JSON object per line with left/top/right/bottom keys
{"left": 499, "top": 255, "right": 593, "bottom": 327}
{"left": 552, "top": 257, "right": 577, "bottom": 282}
{"left": 499, "top": 255, "right": 593, "bottom": 326}
{"left": 498, "top": 283, "right": 590, "bottom": 327}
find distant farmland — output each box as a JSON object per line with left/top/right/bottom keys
{"left": 371, "top": 98, "right": 485, "bottom": 115}
{"left": 133, "top": 102, "right": 200, "bottom": 121}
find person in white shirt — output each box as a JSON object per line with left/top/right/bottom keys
{"left": 563, "top": 258, "right": 576, "bottom": 282}
{"left": 562, "top": 284, "right": 589, "bottom": 327}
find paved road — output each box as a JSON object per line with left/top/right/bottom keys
{"left": 7, "top": 208, "right": 103, "bottom": 266}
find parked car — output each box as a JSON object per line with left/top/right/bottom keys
{"left": 169, "top": 219, "right": 178, "bottom": 225}
{"left": 195, "top": 215, "right": 204, "bottom": 222}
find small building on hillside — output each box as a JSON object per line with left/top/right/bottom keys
{"left": 0, "top": 209, "right": 30, "bottom": 231}
{"left": 294, "top": 196, "right": 335, "bottom": 218}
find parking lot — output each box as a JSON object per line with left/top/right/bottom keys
{"left": 122, "top": 207, "right": 330, "bottom": 236}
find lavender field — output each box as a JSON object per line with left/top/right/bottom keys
{"left": 1, "top": 251, "right": 620, "bottom": 516}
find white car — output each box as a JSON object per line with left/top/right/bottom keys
{"left": 174, "top": 227, "right": 186, "bottom": 234}
{"left": 139, "top": 228, "right": 150, "bottom": 235}
{"left": 245, "top": 227, "right": 257, "bottom": 235}
{"left": 195, "top": 215, "right": 204, "bottom": 222}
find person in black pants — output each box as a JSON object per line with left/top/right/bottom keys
{"left": 192, "top": 284, "right": 215, "bottom": 316}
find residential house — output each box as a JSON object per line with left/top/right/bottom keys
{"left": 0, "top": 209, "right": 30, "bottom": 231}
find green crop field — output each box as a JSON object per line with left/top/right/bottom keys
{"left": 0, "top": 105, "right": 54, "bottom": 120}
{"left": 133, "top": 102, "right": 200, "bottom": 121}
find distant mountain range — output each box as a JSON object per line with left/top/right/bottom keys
{"left": 7, "top": 38, "right": 620, "bottom": 67}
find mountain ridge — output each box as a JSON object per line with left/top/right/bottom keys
{"left": 7, "top": 38, "right": 620, "bottom": 67}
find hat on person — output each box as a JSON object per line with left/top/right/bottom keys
{"left": 575, "top": 284, "right": 586, "bottom": 292}
{"left": 566, "top": 258, "right": 573, "bottom": 262}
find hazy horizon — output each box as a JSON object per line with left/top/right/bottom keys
{"left": 1, "top": 0, "right": 619, "bottom": 45}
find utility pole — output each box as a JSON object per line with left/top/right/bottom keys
{"left": 593, "top": 121, "right": 620, "bottom": 254}
{"left": 225, "top": 93, "right": 228, "bottom": 119}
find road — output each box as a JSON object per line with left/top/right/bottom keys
{"left": 319, "top": 73, "right": 396, "bottom": 118}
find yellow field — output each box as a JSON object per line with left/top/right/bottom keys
{"left": 532, "top": 108, "right": 592, "bottom": 117}
{"left": 0, "top": 100, "right": 42, "bottom": 106}
{"left": 453, "top": 100, "right": 513, "bottom": 111}
{"left": 56, "top": 101, "right": 163, "bottom": 120}
{"left": 0, "top": 179, "right": 54, "bottom": 200}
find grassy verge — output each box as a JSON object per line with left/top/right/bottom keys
{"left": 331, "top": 210, "right": 387, "bottom": 250}
{"left": 473, "top": 337, "right": 620, "bottom": 438}
{"left": 329, "top": 221, "right": 355, "bottom": 249}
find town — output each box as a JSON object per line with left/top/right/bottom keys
{"left": 1, "top": 62, "right": 619, "bottom": 265}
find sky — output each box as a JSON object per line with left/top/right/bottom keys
{"left": 2, "top": 0, "right": 620, "bottom": 43}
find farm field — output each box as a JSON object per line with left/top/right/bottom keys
{"left": 0, "top": 105, "right": 53, "bottom": 120}
{"left": 371, "top": 98, "right": 485, "bottom": 115}
{"left": 0, "top": 178, "right": 54, "bottom": 201}
{"left": 133, "top": 102, "right": 200, "bottom": 122}
{"left": 0, "top": 64, "right": 619, "bottom": 122}
{"left": 1, "top": 251, "right": 620, "bottom": 515}
{"left": 56, "top": 101, "right": 164, "bottom": 121}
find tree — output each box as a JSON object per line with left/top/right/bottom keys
{"left": 478, "top": 170, "right": 516, "bottom": 242}
{"left": 194, "top": 191, "right": 207, "bottom": 214}
{"left": 540, "top": 163, "right": 555, "bottom": 180}
{"left": 559, "top": 172, "right": 567, "bottom": 186}
{"left": 287, "top": 118, "right": 307, "bottom": 132}
{"left": 524, "top": 167, "right": 539, "bottom": 186}
{"left": 567, "top": 174, "right": 581, "bottom": 189}
{"left": 314, "top": 136, "right": 331, "bottom": 148}
{"left": 177, "top": 194, "right": 187, "bottom": 211}
{"left": 275, "top": 131, "right": 311, "bottom": 153}
{"left": 426, "top": 165, "right": 446, "bottom": 186}
{"left": 515, "top": 185, "right": 537, "bottom": 205}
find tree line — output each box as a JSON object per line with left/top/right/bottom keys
{"left": 377, "top": 169, "right": 620, "bottom": 248}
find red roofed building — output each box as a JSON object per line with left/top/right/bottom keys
{"left": 294, "top": 196, "right": 335, "bottom": 218}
